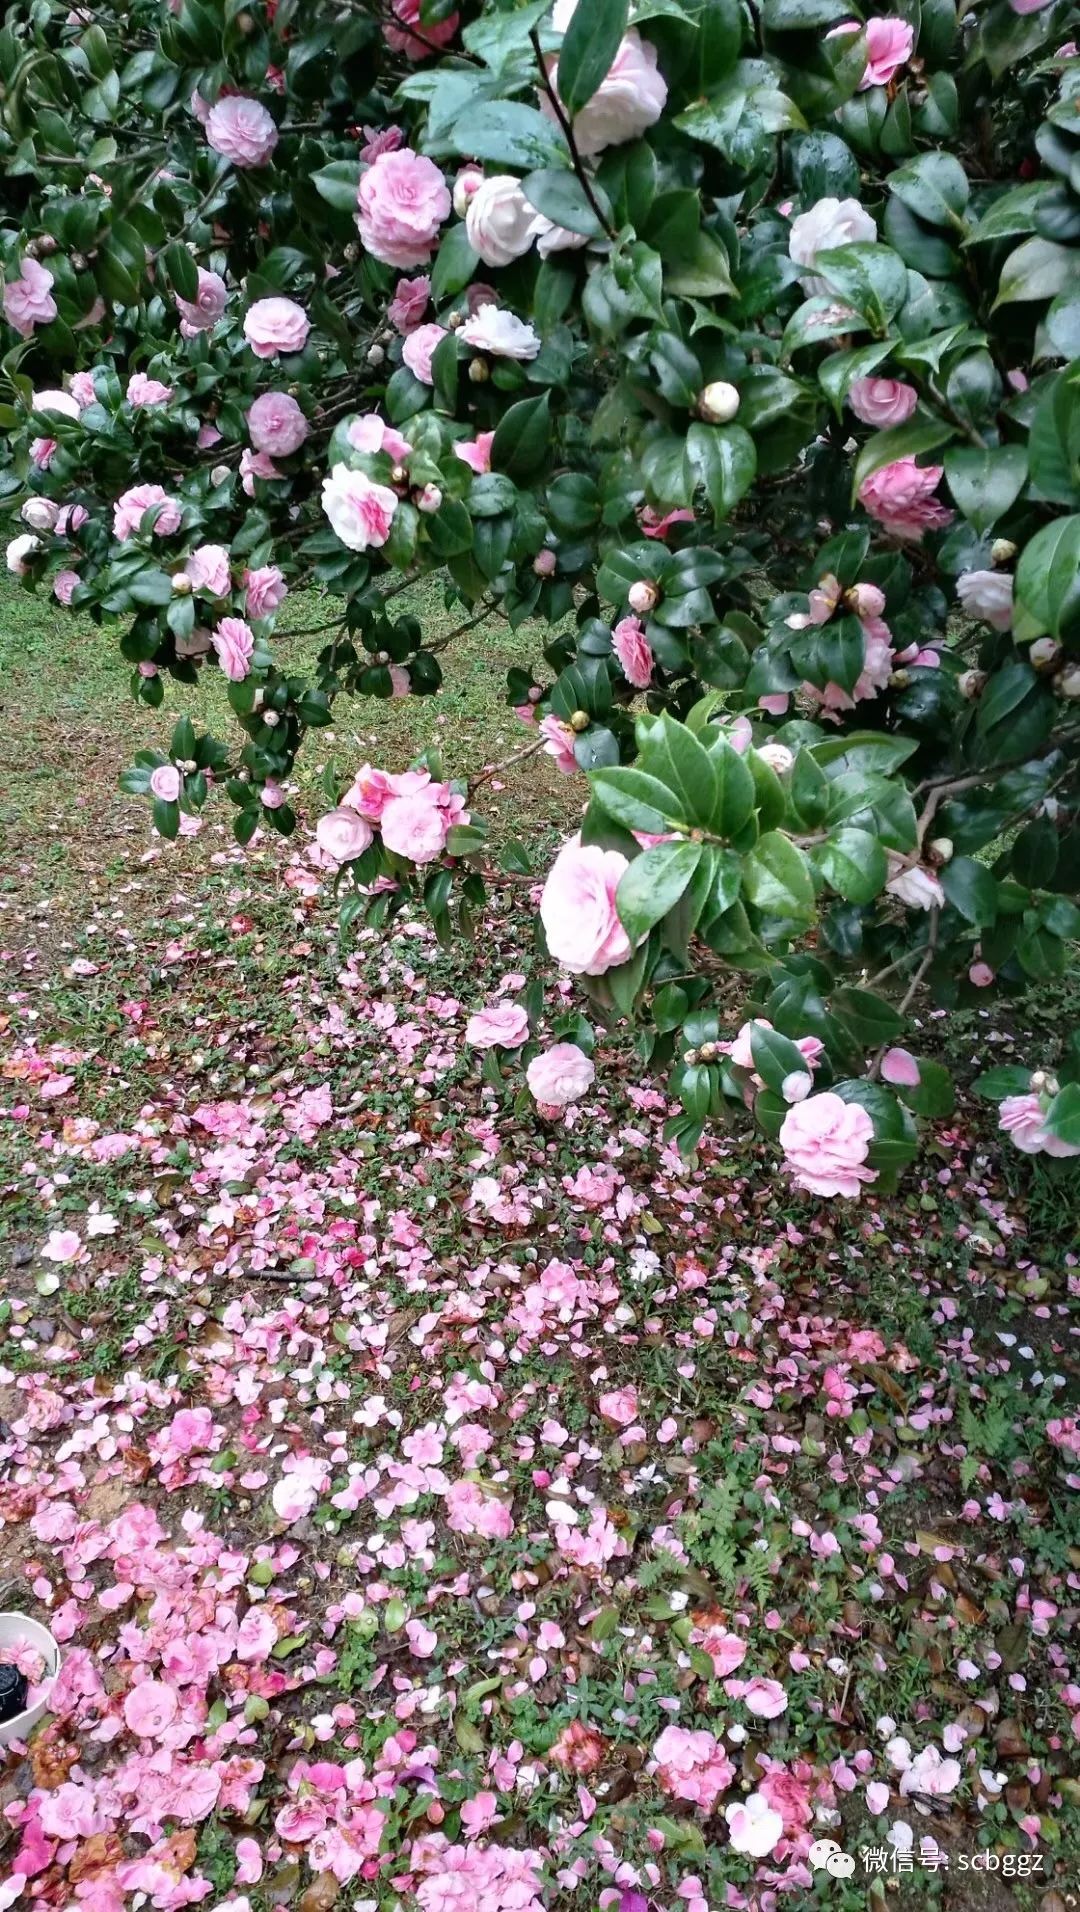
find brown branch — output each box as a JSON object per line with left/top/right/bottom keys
{"left": 868, "top": 905, "right": 939, "bottom": 1079}
{"left": 528, "top": 28, "right": 617, "bottom": 241}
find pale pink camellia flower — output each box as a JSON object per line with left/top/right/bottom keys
{"left": 7, "top": 531, "right": 40, "bottom": 574}
{"left": 126, "top": 371, "right": 173, "bottom": 408}
{"left": 459, "top": 1791, "right": 500, "bottom": 1838}
{"left": 543, "top": 1, "right": 667, "bottom": 156}
{"left": 653, "top": 1726, "right": 735, "bottom": 1812}
{"left": 805, "top": 613, "right": 894, "bottom": 713}
{"left": 454, "top": 430, "right": 495, "bottom": 475}
{"left": 690, "top": 1621, "right": 747, "bottom": 1677}
{"left": 344, "top": 762, "right": 396, "bottom": 820}
{"left": 465, "top": 1001, "right": 530, "bottom": 1049}
{"left": 724, "top": 1792, "right": 785, "bottom": 1858}
{"left": 405, "top": 1618, "right": 438, "bottom": 1658}
{"left": 859, "top": 456, "right": 953, "bottom": 540}
{"left": 826, "top": 16, "right": 915, "bottom": 89}
{"left": 402, "top": 321, "right": 448, "bottom": 384}
{"left": 189, "top": 85, "right": 212, "bottom": 125}
{"left": 881, "top": 1047, "right": 921, "bottom": 1087}
{"left": 1011, "top": 0, "right": 1052, "bottom": 13}
{"left": 206, "top": 94, "right": 279, "bottom": 168}
{"left": 22, "top": 496, "right": 59, "bottom": 531}
{"left": 848, "top": 376, "right": 917, "bottom": 427}
{"left": 196, "top": 421, "right": 222, "bottom": 449}
{"left": 123, "top": 1678, "right": 179, "bottom": 1740}
{"left": 244, "top": 295, "right": 310, "bottom": 358}
{"left": 788, "top": 196, "right": 877, "bottom": 292}
{"left": 549, "top": 1719, "right": 607, "bottom": 1773}
{"left": 347, "top": 412, "right": 414, "bottom": 462}
{"left": 885, "top": 855, "right": 944, "bottom": 910}
{"left": 245, "top": 563, "right": 287, "bottom": 617}
{"left": 316, "top": 807, "right": 374, "bottom": 863}
{"left": 212, "top": 616, "right": 255, "bottom": 681}
{"left": 445, "top": 1478, "right": 514, "bottom": 1539}
{"left": 176, "top": 267, "right": 228, "bottom": 335}
{"left": 185, "top": 542, "right": 231, "bottom": 597}
{"left": 247, "top": 390, "right": 309, "bottom": 455}
{"left": 612, "top": 614, "right": 654, "bottom": 690}
{"left": 534, "top": 547, "right": 557, "bottom": 576}
{"left": 598, "top": 1384, "right": 638, "bottom": 1427}
{"left": 69, "top": 370, "right": 98, "bottom": 408}
{"left": 56, "top": 503, "right": 88, "bottom": 537}
{"left": 526, "top": 1042, "right": 595, "bottom": 1110}
{"left": 32, "top": 386, "right": 80, "bottom": 425}
{"left": 360, "top": 122, "right": 405, "bottom": 161}
{"left": 779, "top": 1091, "right": 876, "bottom": 1198}
{"left": 999, "top": 1092, "right": 1080, "bottom": 1158}
{"left": 380, "top": 791, "right": 453, "bottom": 864}
{"left": 388, "top": 273, "right": 431, "bottom": 332}
{"left": 357, "top": 146, "right": 451, "bottom": 269}
{"left": 241, "top": 448, "right": 281, "bottom": 495}
{"left": 466, "top": 175, "right": 537, "bottom": 267}
{"left": 969, "top": 959, "right": 994, "bottom": 987}
{"left": 3, "top": 256, "right": 57, "bottom": 337}
{"left": 539, "top": 712, "right": 579, "bottom": 775}
{"left": 741, "top": 1675, "right": 790, "bottom": 1718}
{"left": 42, "top": 1227, "right": 82, "bottom": 1262}
{"left": 459, "top": 302, "right": 542, "bottom": 360}
{"left": 113, "top": 483, "right": 182, "bottom": 541}
{"left": 540, "top": 836, "right": 634, "bottom": 974}
{"left": 53, "top": 568, "right": 80, "bottom": 605}
{"left": 898, "top": 1747, "right": 962, "bottom": 1797}
{"left": 389, "top": 663, "right": 411, "bottom": 696}
{"left": 322, "top": 464, "right": 399, "bottom": 551}
{"left": 384, "top": 0, "right": 459, "bottom": 58}
{"left": 149, "top": 765, "right": 181, "bottom": 803}
{"left": 782, "top": 1069, "right": 813, "bottom": 1102}
{"left": 639, "top": 503, "right": 696, "bottom": 539}
{"left": 956, "top": 568, "right": 1013, "bottom": 630}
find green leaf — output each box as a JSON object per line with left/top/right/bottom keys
{"left": 944, "top": 444, "right": 1027, "bottom": 534}
{"left": 940, "top": 855, "right": 998, "bottom": 926}
{"left": 687, "top": 422, "right": 757, "bottom": 521}
{"left": 430, "top": 222, "right": 479, "bottom": 300}
{"left": 831, "top": 986, "right": 905, "bottom": 1045}
{"left": 1044, "top": 1082, "right": 1080, "bottom": 1148}
{"left": 449, "top": 100, "right": 568, "bottom": 170}
{"left": 491, "top": 391, "right": 551, "bottom": 479}
{"left": 639, "top": 713, "right": 720, "bottom": 829}
{"left": 1014, "top": 513, "right": 1080, "bottom": 642}
{"left": 995, "top": 237, "right": 1077, "bottom": 309}
{"left": 312, "top": 159, "right": 361, "bottom": 214}
{"left": 743, "top": 832, "right": 815, "bottom": 920}
{"left": 1028, "top": 364, "right": 1080, "bottom": 506}
{"left": 888, "top": 152, "right": 969, "bottom": 229}
{"left": 852, "top": 416, "right": 956, "bottom": 494}
{"left": 593, "top": 766, "right": 688, "bottom": 833}
{"left": 522, "top": 167, "right": 608, "bottom": 237}
{"left": 160, "top": 239, "right": 199, "bottom": 300}
{"left": 813, "top": 243, "right": 909, "bottom": 327}
{"left": 971, "top": 1065, "right": 1035, "bottom": 1101}
{"left": 558, "top": 0, "right": 630, "bottom": 115}
{"left": 817, "top": 827, "right": 887, "bottom": 903}
{"left": 748, "top": 1022, "right": 812, "bottom": 1092}
{"left": 898, "top": 1058, "right": 955, "bottom": 1120}
{"left": 616, "top": 840, "right": 703, "bottom": 941}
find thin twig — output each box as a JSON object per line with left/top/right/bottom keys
{"left": 529, "top": 28, "right": 617, "bottom": 241}
{"left": 868, "top": 906, "right": 939, "bottom": 1078}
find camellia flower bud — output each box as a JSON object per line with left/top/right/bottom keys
{"left": 990, "top": 537, "right": 1016, "bottom": 565}
{"left": 390, "top": 464, "right": 408, "bottom": 486}
{"left": 628, "top": 579, "right": 659, "bottom": 615}
{"left": 1030, "top": 1069, "right": 1048, "bottom": 1091}
{"left": 927, "top": 836, "right": 953, "bottom": 864}
{"left": 1029, "top": 636, "right": 1061, "bottom": 671}
{"left": 210, "top": 464, "right": 231, "bottom": 486}
{"left": 888, "top": 668, "right": 911, "bottom": 688}
{"left": 264, "top": 710, "right": 280, "bottom": 727}
{"left": 453, "top": 164, "right": 484, "bottom": 218}
{"left": 468, "top": 358, "right": 489, "bottom": 383}
{"left": 958, "top": 668, "right": 986, "bottom": 700}
{"left": 366, "top": 343, "right": 385, "bottom": 367}
{"left": 171, "top": 572, "right": 193, "bottom": 595}
{"left": 417, "top": 483, "right": 442, "bottom": 513}
{"left": 697, "top": 380, "right": 740, "bottom": 424}
{"left": 533, "top": 549, "right": 556, "bottom": 576}
{"left": 569, "top": 709, "right": 590, "bottom": 733}
{"left": 1060, "top": 665, "right": 1080, "bottom": 699}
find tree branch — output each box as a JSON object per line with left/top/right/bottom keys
{"left": 529, "top": 29, "right": 617, "bottom": 241}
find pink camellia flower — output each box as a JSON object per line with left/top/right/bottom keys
{"left": 53, "top": 568, "right": 80, "bottom": 605}
{"left": 196, "top": 420, "right": 222, "bottom": 448}
{"left": 847, "top": 376, "right": 917, "bottom": 427}
{"left": 7, "top": 531, "right": 40, "bottom": 574}
{"left": 885, "top": 855, "right": 944, "bottom": 910}
{"left": 357, "top": 146, "right": 451, "bottom": 268}
{"left": 245, "top": 564, "right": 287, "bottom": 617}
{"left": 241, "top": 447, "right": 281, "bottom": 494}
{"left": 466, "top": 175, "right": 537, "bottom": 267}
{"left": 454, "top": 430, "right": 495, "bottom": 475}
{"left": 881, "top": 1047, "right": 921, "bottom": 1087}
{"left": 458, "top": 303, "right": 542, "bottom": 359}
{"left": 526, "top": 1042, "right": 595, "bottom": 1110}
{"left": 126, "top": 372, "right": 173, "bottom": 408}
{"left": 123, "top": 1679, "right": 179, "bottom": 1739}
{"left": 611, "top": 614, "right": 654, "bottom": 690}
{"left": 956, "top": 569, "right": 1013, "bottom": 630}
{"left": 691, "top": 1622, "right": 747, "bottom": 1677}
{"left": 969, "top": 960, "right": 994, "bottom": 987}
{"left": 206, "top": 94, "right": 279, "bottom": 167}
{"left": 827, "top": 16, "right": 914, "bottom": 88}
{"left": 725, "top": 1792, "right": 785, "bottom": 1857}
{"left": 540, "top": 837, "right": 634, "bottom": 975}
{"left": 779, "top": 1092, "right": 876, "bottom": 1198}
{"left": 999, "top": 1093, "right": 1080, "bottom": 1157}
{"left": 248, "top": 390, "right": 309, "bottom": 455}
{"left": 805, "top": 612, "right": 894, "bottom": 712}
{"left": 639, "top": 504, "right": 696, "bottom": 539}
{"left": 1011, "top": 0, "right": 1052, "bottom": 13}
{"left": 185, "top": 542, "right": 231, "bottom": 597}
{"left": 113, "top": 484, "right": 182, "bottom": 541}
{"left": 56, "top": 503, "right": 88, "bottom": 537}
{"left": 653, "top": 1726, "right": 735, "bottom": 1813}
{"left": 316, "top": 807, "right": 375, "bottom": 863}
{"left": 543, "top": 2, "right": 667, "bottom": 156}
{"left": 176, "top": 268, "right": 228, "bottom": 335}
{"left": 898, "top": 1747, "right": 962, "bottom": 1797}
{"left": 599, "top": 1385, "right": 638, "bottom": 1427}
{"left": 858, "top": 456, "right": 953, "bottom": 540}
{"left": 788, "top": 196, "right": 877, "bottom": 291}
{"left": 539, "top": 713, "right": 579, "bottom": 775}
{"left": 388, "top": 273, "right": 431, "bottom": 332}
{"left": 380, "top": 792, "right": 451, "bottom": 864}
{"left": 402, "top": 321, "right": 447, "bottom": 385}
{"left": 3, "top": 256, "right": 57, "bottom": 337}
{"left": 465, "top": 1001, "right": 530, "bottom": 1049}
{"left": 149, "top": 764, "right": 181, "bottom": 802}
{"left": 212, "top": 616, "right": 255, "bottom": 681}
{"left": 384, "top": 0, "right": 459, "bottom": 57}
{"left": 69, "top": 370, "right": 98, "bottom": 407}
{"left": 322, "top": 464, "right": 399, "bottom": 551}
{"left": 445, "top": 1478, "right": 514, "bottom": 1539}
{"left": 347, "top": 413, "right": 413, "bottom": 462}
{"left": 244, "top": 296, "right": 310, "bottom": 358}
{"left": 549, "top": 1720, "right": 608, "bottom": 1773}
{"left": 343, "top": 763, "right": 395, "bottom": 820}
{"left": 741, "top": 1676, "right": 789, "bottom": 1719}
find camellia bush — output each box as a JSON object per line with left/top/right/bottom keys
{"left": 4, "top": 0, "right": 1080, "bottom": 1192}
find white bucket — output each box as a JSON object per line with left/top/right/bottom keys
{"left": 0, "top": 1612, "right": 61, "bottom": 1747}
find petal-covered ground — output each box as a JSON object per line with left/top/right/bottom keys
{"left": 1, "top": 815, "right": 1078, "bottom": 1912}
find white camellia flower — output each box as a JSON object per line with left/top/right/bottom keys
{"left": 724, "top": 1792, "right": 785, "bottom": 1858}
{"left": 757, "top": 741, "right": 794, "bottom": 774}
{"left": 465, "top": 175, "right": 537, "bottom": 267}
{"left": 788, "top": 196, "right": 878, "bottom": 293}
{"left": 320, "top": 465, "right": 399, "bottom": 552}
{"left": 21, "top": 497, "right": 59, "bottom": 532}
{"left": 885, "top": 859, "right": 945, "bottom": 911}
{"left": 31, "top": 387, "right": 81, "bottom": 419}
{"left": 6, "top": 532, "right": 41, "bottom": 574}
{"left": 956, "top": 568, "right": 1013, "bottom": 630}
{"left": 459, "top": 304, "right": 542, "bottom": 360}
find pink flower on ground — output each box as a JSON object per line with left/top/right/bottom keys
{"left": 445, "top": 1479, "right": 514, "bottom": 1539}
{"left": 881, "top": 1047, "right": 920, "bottom": 1087}
{"left": 53, "top": 569, "right": 80, "bottom": 605}
{"left": 858, "top": 456, "right": 953, "bottom": 540}
{"left": 540, "top": 837, "right": 634, "bottom": 974}
{"left": 741, "top": 1676, "right": 789, "bottom": 1718}
{"left": 466, "top": 1001, "right": 530, "bottom": 1049}
{"left": 113, "top": 484, "right": 182, "bottom": 541}
{"left": 779, "top": 1092, "right": 876, "bottom": 1198}
{"left": 827, "top": 15, "right": 914, "bottom": 87}
{"left": 460, "top": 1791, "right": 499, "bottom": 1837}
{"left": 185, "top": 542, "right": 231, "bottom": 597}
{"left": 999, "top": 1093, "right": 1080, "bottom": 1158}
{"left": 653, "top": 1726, "right": 735, "bottom": 1812}
{"left": 243, "top": 296, "right": 310, "bottom": 358}
{"left": 316, "top": 807, "right": 374, "bottom": 863}
{"left": 526, "top": 1043, "right": 595, "bottom": 1110}
{"left": 598, "top": 1385, "right": 638, "bottom": 1427}
{"left": 549, "top": 1720, "right": 607, "bottom": 1773}
{"left": 126, "top": 372, "right": 174, "bottom": 407}
{"left": 898, "top": 1747, "right": 962, "bottom": 1796}
{"left": 245, "top": 564, "right": 287, "bottom": 617}
{"left": 248, "top": 390, "right": 309, "bottom": 455}
{"left": 402, "top": 321, "right": 447, "bottom": 385}
{"left": 847, "top": 376, "right": 917, "bottom": 427}
{"left": 454, "top": 430, "right": 495, "bottom": 475}
{"left": 612, "top": 615, "right": 654, "bottom": 690}
{"left": 212, "top": 617, "right": 255, "bottom": 681}
{"left": 383, "top": 0, "right": 459, "bottom": 58}
{"left": 322, "top": 465, "right": 399, "bottom": 550}
{"left": 388, "top": 274, "right": 431, "bottom": 332}
{"left": 176, "top": 268, "right": 228, "bottom": 335}
{"left": 206, "top": 94, "right": 279, "bottom": 167}
{"left": 347, "top": 413, "right": 414, "bottom": 462}
{"left": 123, "top": 1679, "right": 179, "bottom": 1739}
{"left": 357, "top": 147, "right": 451, "bottom": 269}
{"left": 690, "top": 1621, "right": 747, "bottom": 1677}
{"left": 3, "top": 257, "right": 57, "bottom": 336}
{"left": 539, "top": 712, "right": 579, "bottom": 775}
{"left": 149, "top": 765, "right": 181, "bottom": 802}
